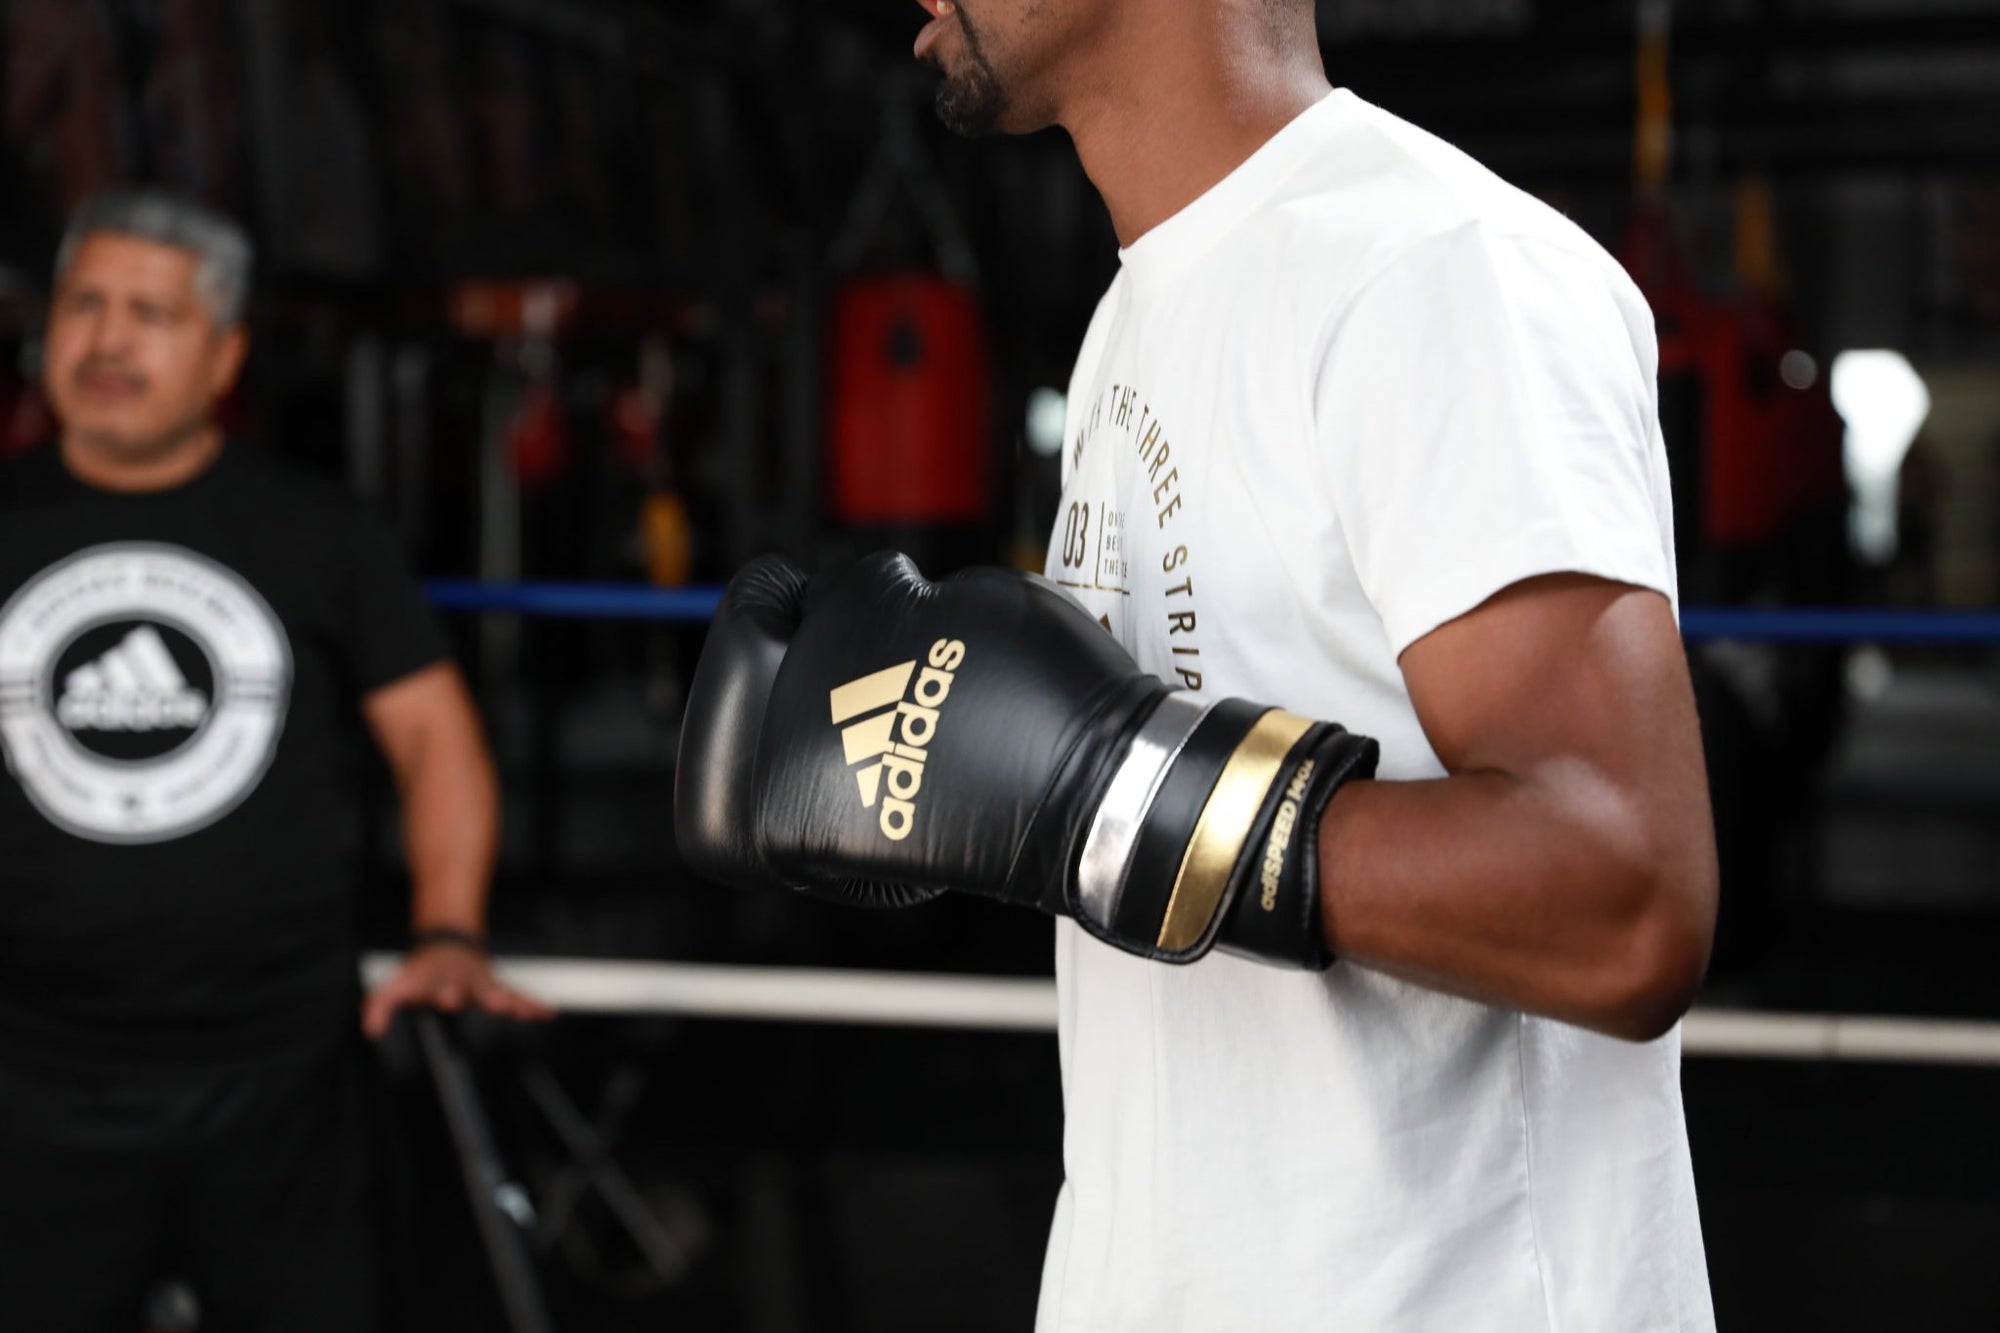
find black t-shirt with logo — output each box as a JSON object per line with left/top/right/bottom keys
{"left": 0, "top": 443, "right": 447, "bottom": 1065}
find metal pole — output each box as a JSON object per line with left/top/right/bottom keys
{"left": 414, "top": 1013, "right": 556, "bottom": 1333}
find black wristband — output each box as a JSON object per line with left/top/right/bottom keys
{"left": 410, "top": 926, "right": 488, "bottom": 956}
{"left": 1215, "top": 724, "right": 1380, "bottom": 970}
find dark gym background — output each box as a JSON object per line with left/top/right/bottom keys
{"left": 3, "top": 0, "right": 2000, "bottom": 1328}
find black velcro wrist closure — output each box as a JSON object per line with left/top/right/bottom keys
{"left": 1213, "top": 726, "right": 1379, "bottom": 970}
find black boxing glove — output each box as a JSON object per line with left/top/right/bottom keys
{"left": 673, "top": 552, "right": 1378, "bottom": 969}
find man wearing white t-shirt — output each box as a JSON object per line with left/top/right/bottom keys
{"left": 675, "top": 1, "right": 1718, "bottom": 1329}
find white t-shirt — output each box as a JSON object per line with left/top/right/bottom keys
{"left": 1036, "top": 90, "right": 1712, "bottom": 1332}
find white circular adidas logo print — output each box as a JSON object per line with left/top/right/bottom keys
{"left": 0, "top": 543, "right": 292, "bottom": 843}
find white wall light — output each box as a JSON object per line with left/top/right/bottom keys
{"left": 1830, "top": 350, "right": 1931, "bottom": 564}
{"left": 1025, "top": 387, "right": 1067, "bottom": 459}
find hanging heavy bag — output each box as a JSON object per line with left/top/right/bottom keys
{"left": 826, "top": 275, "right": 990, "bottom": 526}
{"left": 824, "top": 77, "right": 992, "bottom": 532}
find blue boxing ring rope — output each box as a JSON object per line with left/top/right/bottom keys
{"left": 426, "top": 579, "right": 2000, "bottom": 645}
{"left": 427, "top": 580, "right": 727, "bottom": 623}
{"left": 1679, "top": 607, "right": 2000, "bottom": 645}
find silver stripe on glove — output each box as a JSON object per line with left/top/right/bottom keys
{"left": 1073, "top": 691, "right": 1214, "bottom": 933}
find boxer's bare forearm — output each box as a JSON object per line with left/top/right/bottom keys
{"left": 1317, "top": 575, "right": 1718, "bottom": 1042}
{"left": 363, "top": 663, "right": 502, "bottom": 939}
{"left": 1318, "top": 769, "right": 1706, "bottom": 1040}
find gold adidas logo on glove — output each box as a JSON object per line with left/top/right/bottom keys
{"left": 828, "top": 639, "right": 967, "bottom": 842}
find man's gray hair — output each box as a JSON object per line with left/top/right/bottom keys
{"left": 55, "top": 190, "right": 254, "bottom": 327}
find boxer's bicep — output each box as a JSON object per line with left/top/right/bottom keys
{"left": 1399, "top": 573, "right": 1693, "bottom": 787}
{"left": 1398, "top": 571, "right": 1717, "bottom": 956}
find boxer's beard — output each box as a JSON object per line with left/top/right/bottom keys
{"left": 932, "top": 7, "right": 1006, "bottom": 138}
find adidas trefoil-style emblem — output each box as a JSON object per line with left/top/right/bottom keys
{"left": 58, "top": 626, "right": 208, "bottom": 732}
{"left": 827, "top": 638, "right": 967, "bottom": 841}
{"left": 0, "top": 542, "right": 292, "bottom": 844}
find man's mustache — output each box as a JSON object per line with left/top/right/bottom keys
{"left": 74, "top": 360, "right": 147, "bottom": 390}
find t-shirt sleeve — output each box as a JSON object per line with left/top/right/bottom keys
{"left": 1314, "top": 221, "right": 1677, "bottom": 658}
{"left": 339, "top": 502, "right": 450, "bottom": 695}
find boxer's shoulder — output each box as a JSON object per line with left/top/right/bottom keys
{"left": 1249, "top": 92, "right": 1618, "bottom": 316}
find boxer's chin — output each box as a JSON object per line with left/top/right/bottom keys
{"left": 934, "top": 64, "right": 1005, "bottom": 138}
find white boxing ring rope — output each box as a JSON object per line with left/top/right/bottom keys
{"left": 365, "top": 956, "right": 1061, "bottom": 1032}
{"left": 364, "top": 954, "right": 2000, "bottom": 1066}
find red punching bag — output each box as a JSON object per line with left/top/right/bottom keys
{"left": 826, "top": 274, "right": 991, "bottom": 527}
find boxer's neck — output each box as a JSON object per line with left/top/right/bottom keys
{"left": 1059, "top": 23, "right": 1330, "bottom": 249}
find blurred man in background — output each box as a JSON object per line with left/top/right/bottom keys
{"left": 0, "top": 190, "right": 549, "bottom": 1331}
